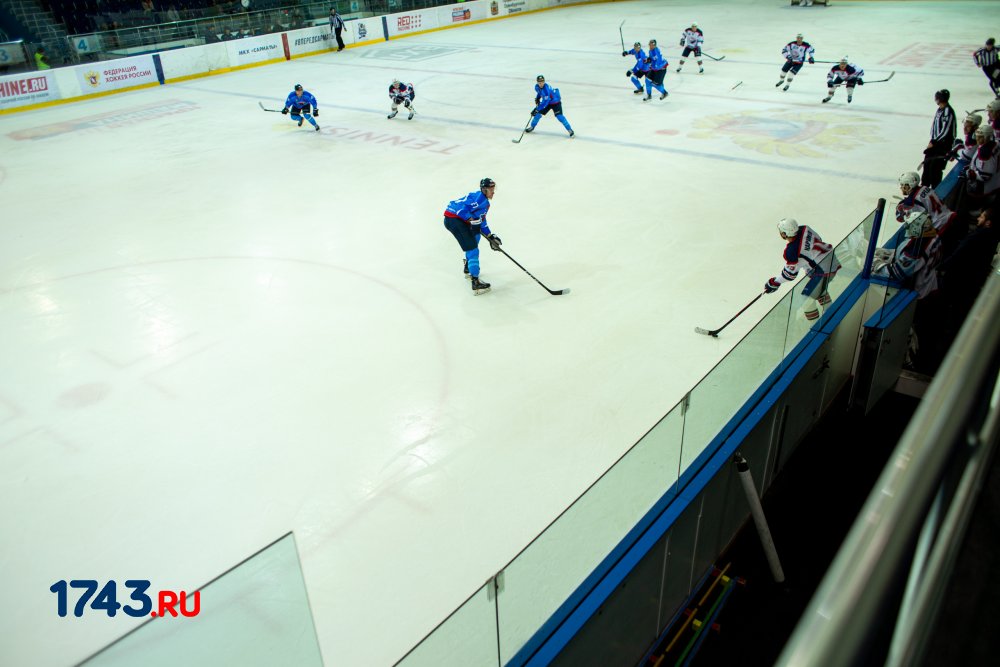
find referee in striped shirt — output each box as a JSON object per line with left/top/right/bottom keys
{"left": 973, "top": 37, "right": 999, "bottom": 96}
{"left": 923, "top": 89, "right": 957, "bottom": 188}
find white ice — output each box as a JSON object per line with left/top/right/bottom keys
{"left": 1, "top": 1, "right": 995, "bottom": 665}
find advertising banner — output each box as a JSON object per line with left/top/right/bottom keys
{"left": 77, "top": 55, "right": 158, "bottom": 92}
{"left": 287, "top": 25, "right": 337, "bottom": 57}
{"left": 0, "top": 42, "right": 27, "bottom": 65}
{"left": 226, "top": 33, "right": 284, "bottom": 66}
{"left": 385, "top": 8, "right": 439, "bottom": 38}
{"left": 0, "top": 71, "right": 61, "bottom": 109}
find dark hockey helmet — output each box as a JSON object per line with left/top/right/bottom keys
{"left": 536, "top": 74, "right": 545, "bottom": 82}
{"left": 480, "top": 177, "right": 496, "bottom": 190}
{"left": 633, "top": 41, "right": 641, "bottom": 48}
{"left": 294, "top": 83, "right": 303, "bottom": 91}
{"left": 934, "top": 89, "right": 950, "bottom": 103}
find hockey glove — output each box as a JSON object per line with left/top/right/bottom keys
{"left": 531, "top": 108, "right": 540, "bottom": 116}
{"left": 763, "top": 279, "right": 781, "bottom": 294}
{"left": 626, "top": 70, "right": 633, "bottom": 77}
{"left": 644, "top": 57, "right": 651, "bottom": 64}
{"left": 312, "top": 108, "right": 319, "bottom": 116}
{"left": 856, "top": 79, "right": 864, "bottom": 85}
{"left": 487, "top": 234, "right": 503, "bottom": 251}
{"left": 622, "top": 50, "right": 629, "bottom": 57}
{"left": 281, "top": 107, "right": 289, "bottom": 114}
{"left": 808, "top": 57, "right": 815, "bottom": 64}
{"left": 679, "top": 39, "right": 684, "bottom": 46}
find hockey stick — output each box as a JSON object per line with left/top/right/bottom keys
{"left": 695, "top": 293, "right": 763, "bottom": 337}
{"left": 511, "top": 115, "right": 533, "bottom": 143}
{"left": 259, "top": 101, "right": 283, "bottom": 112}
{"left": 493, "top": 246, "right": 570, "bottom": 295}
{"left": 814, "top": 59, "right": 839, "bottom": 64}
{"left": 702, "top": 52, "right": 726, "bottom": 62}
{"left": 619, "top": 20, "right": 625, "bottom": 52}
{"left": 863, "top": 71, "right": 895, "bottom": 84}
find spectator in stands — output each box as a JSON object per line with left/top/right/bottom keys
{"left": 166, "top": 5, "right": 181, "bottom": 22}
{"left": 923, "top": 89, "right": 957, "bottom": 189}
{"left": 330, "top": 7, "right": 346, "bottom": 51}
{"left": 34, "top": 46, "right": 51, "bottom": 70}
{"left": 221, "top": 27, "right": 236, "bottom": 40}
{"left": 290, "top": 9, "right": 305, "bottom": 29}
{"left": 204, "top": 28, "right": 221, "bottom": 43}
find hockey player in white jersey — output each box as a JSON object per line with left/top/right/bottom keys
{"left": 966, "top": 125, "right": 999, "bottom": 202}
{"left": 763, "top": 218, "right": 840, "bottom": 321}
{"left": 676, "top": 23, "right": 704, "bottom": 74}
{"left": 822, "top": 57, "right": 864, "bottom": 103}
{"left": 776, "top": 34, "right": 815, "bottom": 91}
{"left": 951, "top": 113, "right": 983, "bottom": 171}
{"left": 895, "top": 171, "right": 956, "bottom": 236}
{"left": 388, "top": 79, "right": 416, "bottom": 120}
{"left": 871, "top": 213, "right": 942, "bottom": 299}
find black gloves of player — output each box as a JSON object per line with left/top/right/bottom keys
{"left": 312, "top": 108, "right": 319, "bottom": 116}
{"left": 487, "top": 234, "right": 502, "bottom": 251}
{"left": 808, "top": 57, "right": 815, "bottom": 64}
{"left": 856, "top": 79, "right": 864, "bottom": 86}
{"left": 644, "top": 57, "right": 651, "bottom": 64}
{"left": 531, "top": 108, "right": 540, "bottom": 116}
{"left": 281, "top": 107, "right": 289, "bottom": 114}
{"left": 622, "top": 50, "right": 629, "bottom": 57}
{"left": 626, "top": 70, "right": 633, "bottom": 77}
{"left": 679, "top": 39, "right": 684, "bottom": 46}
{"left": 763, "top": 279, "right": 780, "bottom": 294}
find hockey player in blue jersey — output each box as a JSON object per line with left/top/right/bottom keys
{"left": 622, "top": 41, "right": 648, "bottom": 94}
{"left": 282, "top": 84, "right": 320, "bottom": 131}
{"left": 527, "top": 75, "right": 574, "bottom": 138}
{"left": 443, "top": 178, "right": 503, "bottom": 295}
{"left": 642, "top": 39, "right": 669, "bottom": 101}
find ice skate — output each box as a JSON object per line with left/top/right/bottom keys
{"left": 698, "top": 67, "right": 704, "bottom": 74}
{"left": 643, "top": 94, "right": 651, "bottom": 101}
{"left": 775, "top": 79, "right": 784, "bottom": 87}
{"left": 471, "top": 277, "right": 491, "bottom": 295}
{"left": 314, "top": 124, "right": 321, "bottom": 131}
{"left": 822, "top": 96, "right": 831, "bottom": 103}
{"left": 847, "top": 95, "right": 853, "bottom": 103}
{"left": 407, "top": 110, "right": 414, "bottom": 120}
{"left": 297, "top": 117, "right": 304, "bottom": 127}
{"left": 675, "top": 67, "right": 681, "bottom": 73}
{"left": 660, "top": 91, "right": 669, "bottom": 100}
{"left": 388, "top": 109, "right": 398, "bottom": 119}
{"left": 783, "top": 84, "right": 790, "bottom": 91}
{"left": 568, "top": 130, "right": 575, "bottom": 138}
{"left": 633, "top": 89, "right": 644, "bottom": 94}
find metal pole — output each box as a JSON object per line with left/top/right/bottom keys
{"left": 735, "top": 453, "right": 785, "bottom": 583}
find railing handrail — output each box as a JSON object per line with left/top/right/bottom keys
{"left": 776, "top": 259, "right": 1000, "bottom": 667}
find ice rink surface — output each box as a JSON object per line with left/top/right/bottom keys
{"left": 1, "top": 1, "right": 996, "bottom": 664}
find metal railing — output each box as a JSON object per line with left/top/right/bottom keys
{"left": 776, "top": 255, "right": 1000, "bottom": 667}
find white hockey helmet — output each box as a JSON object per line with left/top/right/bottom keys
{"left": 392, "top": 78, "right": 401, "bottom": 85}
{"left": 691, "top": 22, "right": 698, "bottom": 28}
{"left": 796, "top": 33, "right": 804, "bottom": 40}
{"left": 840, "top": 56, "right": 849, "bottom": 64}
{"left": 975, "top": 124, "right": 995, "bottom": 141}
{"left": 964, "top": 113, "right": 983, "bottom": 128}
{"left": 777, "top": 218, "right": 800, "bottom": 237}
{"left": 898, "top": 171, "right": 920, "bottom": 192}
{"left": 904, "top": 212, "right": 931, "bottom": 239}
{"left": 987, "top": 98, "right": 1000, "bottom": 115}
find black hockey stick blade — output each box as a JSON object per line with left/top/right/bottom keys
{"left": 864, "top": 71, "right": 895, "bottom": 83}
{"left": 495, "top": 247, "right": 569, "bottom": 295}
{"left": 703, "top": 52, "right": 726, "bottom": 62}
{"left": 259, "top": 101, "right": 282, "bottom": 112}
{"left": 695, "top": 293, "right": 764, "bottom": 337}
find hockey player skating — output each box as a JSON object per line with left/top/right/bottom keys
{"left": 387, "top": 78, "right": 416, "bottom": 120}
{"left": 643, "top": 39, "right": 669, "bottom": 100}
{"left": 763, "top": 218, "right": 840, "bottom": 322}
{"left": 776, "top": 34, "right": 815, "bottom": 91}
{"left": 443, "top": 178, "right": 503, "bottom": 295}
{"left": 282, "top": 84, "right": 320, "bottom": 131}
{"left": 822, "top": 58, "right": 864, "bottom": 103}
{"left": 623, "top": 41, "right": 648, "bottom": 94}
{"left": 972, "top": 37, "right": 999, "bottom": 96}
{"left": 527, "top": 75, "right": 574, "bottom": 137}
{"left": 676, "top": 23, "right": 704, "bottom": 74}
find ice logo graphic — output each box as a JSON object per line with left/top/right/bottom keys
{"left": 688, "top": 110, "right": 883, "bottom": 158}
